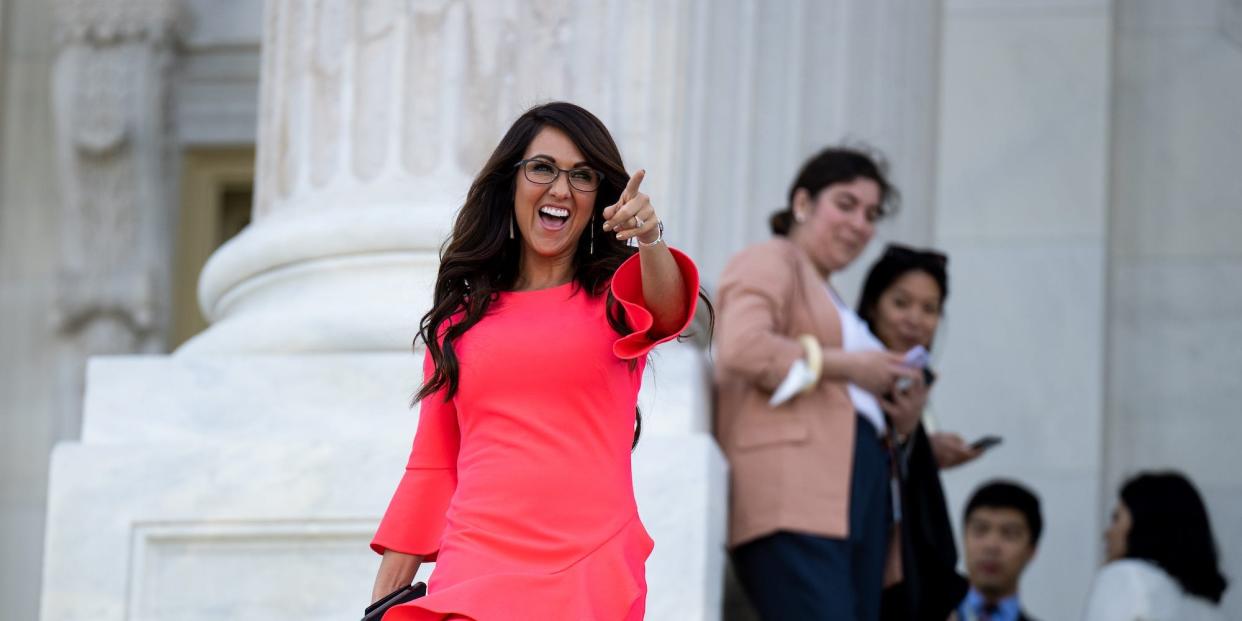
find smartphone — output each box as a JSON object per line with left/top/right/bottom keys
{"left": 970, "top": 435, "right": 1003, "bottom": 451}
{"left": 895, "top": 376, "right": 915, "bottom": 392}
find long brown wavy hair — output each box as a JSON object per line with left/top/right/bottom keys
{"left": 415, "top": 102, "right": 710, "bottom": 445}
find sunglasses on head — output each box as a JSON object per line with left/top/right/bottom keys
{"left": 882, "top": 243, "right": 948, "bottom": 268}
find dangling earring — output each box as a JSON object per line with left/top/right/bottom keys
{"left": 509, "top": 213, "right": 515, "bottom": 239}
{"left": 590, "top": 213, "right": 595, "bottom": 255}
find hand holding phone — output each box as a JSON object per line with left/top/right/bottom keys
{"left": 931, "top": 432, "right": 996, "bottom": 469}
{"left": 895, "top": 346, "right": 930, "bottom": 392}
{"left": 969, "top": 435, "right": 1003, "bottom": 451}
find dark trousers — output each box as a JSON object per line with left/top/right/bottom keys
{"left": 732, "top": 416, "right": 891, "bottom": 621}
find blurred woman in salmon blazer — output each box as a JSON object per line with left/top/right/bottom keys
{"left": 714, "top": 147, "right": 918, "bottom": 621}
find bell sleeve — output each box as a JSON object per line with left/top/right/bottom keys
{"left": 610, "top": 246, "right": 700, "bottom": 360}
{"left": 370, "top": 349, "right": 460, "bottom": 561}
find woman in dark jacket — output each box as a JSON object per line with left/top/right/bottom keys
{"left": 856, "top": 243, "right": 974, "bottom": 621}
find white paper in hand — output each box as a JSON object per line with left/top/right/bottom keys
{"left": 769, "top": 359, "right": 812, "bottom": 407}
{"left": 895, "top": 345, "right": 931, "bottom": 392}
{"left": 903, "top": 345, "right": 930, "bottom": 369}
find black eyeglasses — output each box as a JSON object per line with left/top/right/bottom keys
{"left": 515, "top": 159, "right": 604, "bottom": 192}
{"left": 882, "top": 243, "right": 948, "bottom": 268}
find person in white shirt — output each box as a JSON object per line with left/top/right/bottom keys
{"left": 1083, "top": 471, "right": 1229, "bottom": 621}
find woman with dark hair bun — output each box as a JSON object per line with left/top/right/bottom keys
{"left": 715, "top": 147, "right": 922, "bottom": 620}
{"left": 367, "top": 101, "right": 705, "bottom": 620}
{"left": 1083, "top": 471, "right": 1229, "bottom": 620}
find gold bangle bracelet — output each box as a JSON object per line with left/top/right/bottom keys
{"left": 797, "top": 334, "right": 823, "bottom": 393}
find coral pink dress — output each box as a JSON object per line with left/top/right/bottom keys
{"left": 372, "top": 249, "right": 698, "bottom": 621}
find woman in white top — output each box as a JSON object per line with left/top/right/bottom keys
{"left": 1083, "top": 471, "right": 1229, "bottom": 621}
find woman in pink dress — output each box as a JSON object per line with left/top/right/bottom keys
{"left": 368, "top": 101, "right": 702, "bottom": 620}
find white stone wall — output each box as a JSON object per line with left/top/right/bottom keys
{"left": 0, "top": 1, "right": 67, "bottom": 619}
{"left": 930, "top": 2, "right": 1113, "bottom": 620}
{"left": 932, "top": 2, "right": 1242, "bottom": 620}
{"left": 1107, "top": 1, "right": 1242, "bottom": 618}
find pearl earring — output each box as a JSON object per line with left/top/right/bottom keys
{"left": 590, "top": 213, "right": 595, "bottom": 255}
{"left": 510, "top": 214, "right": 515, "bottom": 239}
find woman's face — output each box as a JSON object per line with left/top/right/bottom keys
{"left": 513, "top": 127, "right": 598, "bottom": 262}
{"left": 792, "top": 178, "right": 882, "bottom": 276}
{"left": 1105, "top": 500, "right": 1132, "bottom": 561}
{"left": 871, "top": 271, "right": 943, "bottom": 352}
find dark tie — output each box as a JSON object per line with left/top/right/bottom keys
{"left": 979, "top": 603, "right": 999, "bottom": 621}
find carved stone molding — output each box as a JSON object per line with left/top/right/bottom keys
{"left": 51, "top": 0, "right": 180, "bottom": 351}
{"left": 53, "top": 0, "right": 179, "bottom": 45}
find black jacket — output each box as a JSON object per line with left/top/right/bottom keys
{"left": 880, "top": 423, "right": 970, "bottom": 621}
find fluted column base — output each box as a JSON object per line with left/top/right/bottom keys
{"left": 178, "top": 204, "right": 452, "bottom": 354}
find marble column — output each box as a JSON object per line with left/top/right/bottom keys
{"left": 676, "top": 0, "right": 942, "bottom": 296}
{"left": 180, "top": 0, "right": 699, "bottom": 355}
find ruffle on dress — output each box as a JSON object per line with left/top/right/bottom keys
{"left": 383, "top": 515, "right": 654, "bottom": 621}
{"left": 610, "top": 247, "right": 700, "bottom": 360}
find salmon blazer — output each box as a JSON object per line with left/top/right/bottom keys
{"left": 713, "top": 237, "right": 859, "bottom": 547}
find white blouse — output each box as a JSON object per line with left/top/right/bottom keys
{"left": 767, "top": 285, "right": 905, "bottom": 437}
{"left": 1082, "top": 559, "right": 1225, "bottom": 621}
{"left": 824, "top": 286, "right": 888, "bottom": 436}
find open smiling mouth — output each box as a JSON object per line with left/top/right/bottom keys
{"left": 538, "top": 205, "right": 571, "bottom": 231}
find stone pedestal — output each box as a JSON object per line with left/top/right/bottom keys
{"left": 43, "top": 344, "right": 724, "bottom": 620}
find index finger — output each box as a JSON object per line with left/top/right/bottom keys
{"left": 620, "top": 169, "right": 646, "bottom": 203}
